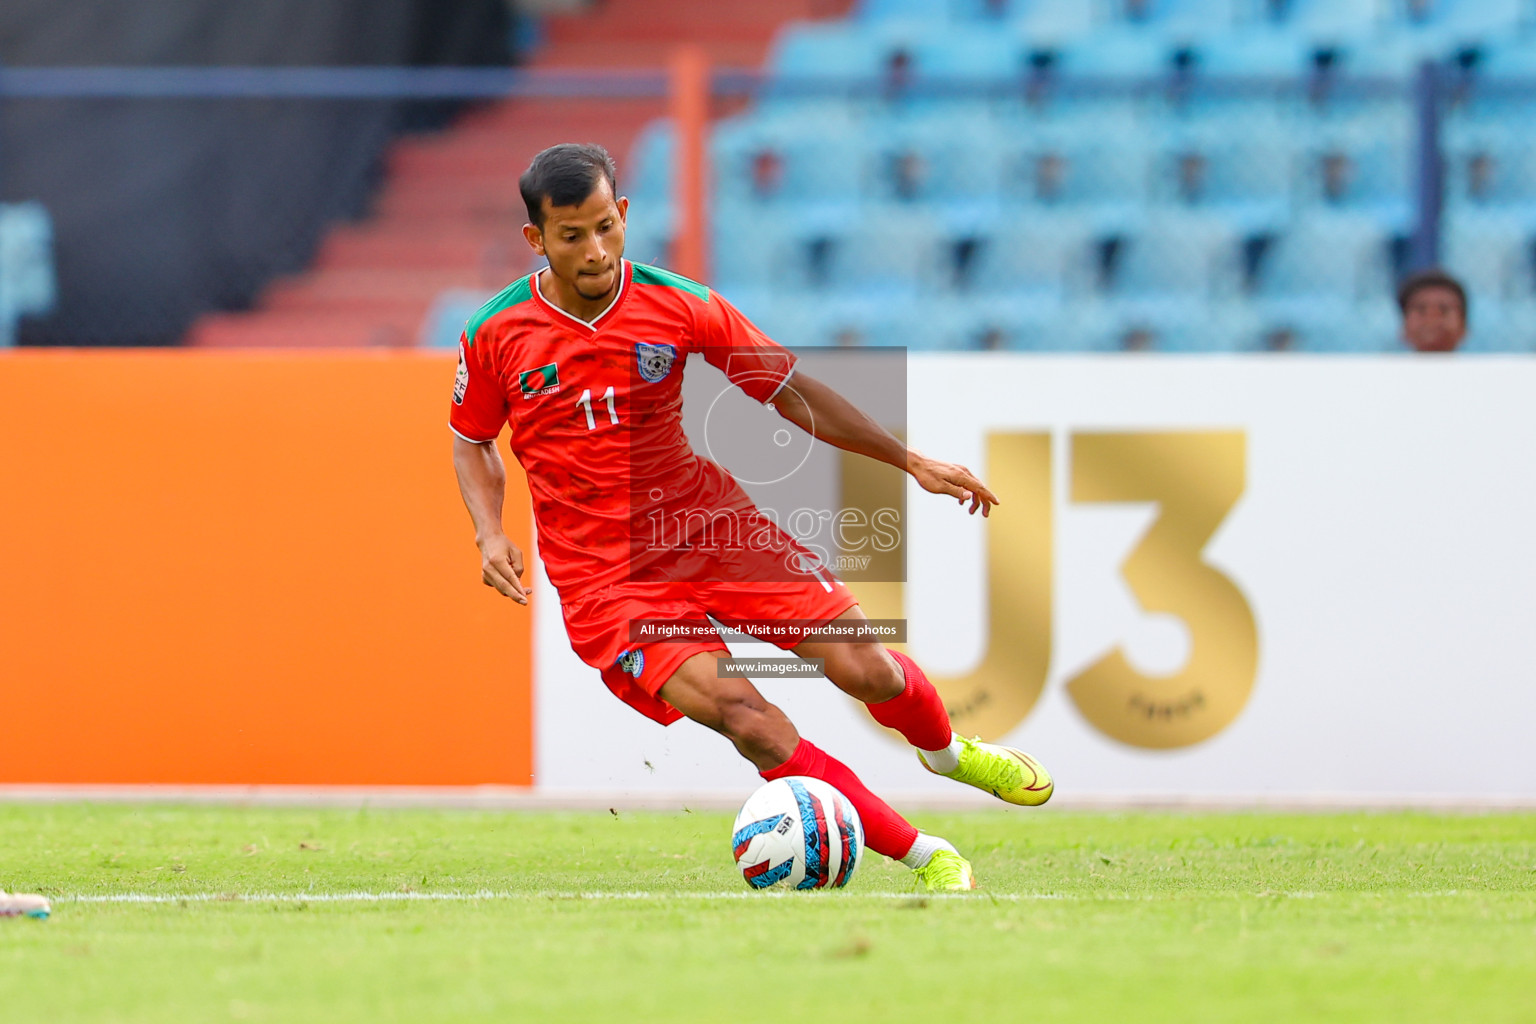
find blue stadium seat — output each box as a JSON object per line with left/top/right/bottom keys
{"left": 1150, "top": 123, "right": 1291, "bottom": 229}
{"left": 767, "top": 23, "right": 1022, "bottom": 119}
{"left": 1006, "top": 0, "right": 1099, "bottom": 39}
{"left": 717, "top": 288, "right": 832, "bottom": 346}
{"left": 418, "top": 288, "right": 493, "bottom": 349}
{"left": 910, "top": 28, "right": 1023, "bottom": 78}
{"left": 1238, "top": 294, "right": 1397, "bottom": 352}
{"left": 1474, "top": 40, "right": 1536, "bottom": 79}
{"left": 1044, "top": 302, "right": 1153, "bottom": 352}
{"left": 824, "top": 213, "right": 951, "bottom": 298}
{"left": 622, "top": 201, "right": 676, "bottom": 270}
{"left": 626, "top": 121, "right": 674, "bottom": 202}
{"left": 861, "top": 114, "right": 1004, "bottom": 212}
{"left": 1386, "top": 0, "right": 1527, "bottom": 39}
{"left": 1269, "top": 0, "right": 1384, "bottom": 40}
{"left": 1191, "top": 31, "right": 1317, "bottom": 77}
{"left": 1103, "top": 301, "right": 1266, "bottom": 352}
{"left": 1458, "top": 299, "right": 1536, "bottom": 352}
{"left": 996, "top": 123, "right": 1156, "bottom": 229}
{"left": 769, "top": 24, "right": 886, "bottom": 76}
{"left": 712, "top": 113, "right": 863, "bottom": 216}
{"left": 856, "top": 0, "right": 956, "bottom": 24}
{"left": 1101, "top": 0, "right": 1245, "bottom": 36}
{"left": 1441, "top": 121, "right": 1536, "bottom": 215}
{"left": 858, "top": 0, "right": 1098, "bottom": 38}
{"left": 0, "top": 202, "right": 56, "bottom": 347}
{"left": 964, "top": 213, "right": 1097, "bottom": 302}
{"left": 1329, "top": 36, "right": 1452, "bottom": 78}
{"left": 933, "top": 294, "right": 1065, "bottom": 350}
{"left": 766, "top": 291, "right": 919, "bottom": 348}
{"left": 1108, "top": 213, "right": 1245, "bottom": 310}
{"left": 1295, "top": 128, "right": 1414, "bottom": 227}
{"left": 1172, "top": 302, "right": 1269, "bottom": 352}
{"left": 711, "top": 209, "right": 806, "bottom": 294}
{"left": 1054, "top": 31, "right": 1184, "bottom": 77}
{"left": 1441, "top": 209, "right": 1536, "bottom": 302}
{"left": 1255, "top": 215, "right": 1395, "bottom": 308}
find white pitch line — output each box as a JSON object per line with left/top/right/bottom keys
{"left": 57, "top": 889, "right": 1494, "bottom": 907}
{"left": 64, "top": 890, "right": 1044, "bottom": 905}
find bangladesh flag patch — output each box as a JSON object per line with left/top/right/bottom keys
{"left": 519, "top": 362, "right": 560, "bottom": 398}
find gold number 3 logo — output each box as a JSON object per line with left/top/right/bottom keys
{"left": 846, "top": 431, "right": 1259, "bottom": 750}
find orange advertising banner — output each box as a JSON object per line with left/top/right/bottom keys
{"left": 0, "top": 351, "right": 532, "bottom": 786}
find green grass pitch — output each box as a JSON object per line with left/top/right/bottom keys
{"left": 1, "top": 804, "right": 1533, "bottom": 1023}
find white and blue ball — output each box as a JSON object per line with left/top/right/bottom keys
{"left": 731, "top": 776, "right": 863, "bottom": 890}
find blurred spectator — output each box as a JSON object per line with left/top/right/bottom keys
{"left": 1404, "top": 0, "right": 1434, "bottom": 23}
{"left": 832, "top": 326, "right": 864, "bottom": 348}
{"left": 1122, "top": 0, "right": 1153, "bottom": 23}
{"left": 889, "top": 150, "right": 928, "bottom": 202}
{"left": 1176, "top": 151, "right": 1208, "bottom": 205}
{"left": 1397, "top": 269, "right": 1468, "bottom": 352}
{"left": 977, "top": 325, "right": 1007, "bottom": 351}
{"left": 1466, "top": 151, "right": 1495, "bottom": 204}
{"left": 1320, "top": 151, "right": 1355, "bottom": 205}
{"left": 750, "top": 148, "right": 785, "bottom": 201}
{"left": 1034, "top": 152, "right": 1069, "bottom": 204}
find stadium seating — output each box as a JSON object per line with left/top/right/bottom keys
{"left": 612, "top": 0, "right": 1535, "bottom": 352}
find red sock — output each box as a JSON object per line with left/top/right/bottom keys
{"left": 761, "top": 739, "right": 918, "bottom": 860}
{"left": 866, "top": 650, "right": 953, "bottom": 753}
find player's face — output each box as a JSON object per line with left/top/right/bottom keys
{"left": 524, "top": 178, "right": 628, "bottom": 305}
{"left": 1402, "top": 286, "right": 1466, "bottom": 353}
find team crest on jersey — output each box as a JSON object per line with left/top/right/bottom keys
{"left": 453, "top": 344, "right": 469, "bottom": 405}
{"left": 616, "top": 649, "right": 645, "bottom": 677}
{"left": 635, "top": 342, "right": 677, "bottom": 383}
{"left": 519, "top": 362, "right": 561, "bottom": 399}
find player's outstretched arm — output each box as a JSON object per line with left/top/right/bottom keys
{"left": 768, "top": 372, "right": 999, "bottom": 517}
{"left": 451, "top": 435, "right": 529, "bottom": 604}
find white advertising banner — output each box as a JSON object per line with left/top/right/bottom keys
{"left": 534, "top": 355, "right": 1536, "bottom": 803}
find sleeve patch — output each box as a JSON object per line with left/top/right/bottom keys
{"left": 453, "top": 344, "right": 469, "bottom": 405}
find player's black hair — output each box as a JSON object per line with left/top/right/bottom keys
{"left": 519, "top": 143, "right": 618, "bottom": 228}
{"left": 1397, "top": 268, "right": 1469, "bottom": 323}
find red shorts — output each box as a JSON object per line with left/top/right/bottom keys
{"left": 560, "top": 573, "right": 859, "bottom": 726}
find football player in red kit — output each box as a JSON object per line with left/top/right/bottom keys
{"left": 451, "top": 144, "right": 1051, "bottom": 891}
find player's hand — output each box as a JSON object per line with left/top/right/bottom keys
{"left": 908, "top": 451, "right": 1000, "bottom": 517}
{"left": 478, "top": 534, "right": 529, "bottom": 605}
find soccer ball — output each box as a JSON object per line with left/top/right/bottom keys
{"left": 731, "top": 776, "right": 863, "bottom": 890}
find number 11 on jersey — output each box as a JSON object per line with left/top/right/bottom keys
{"left": 576, "top": 386, "right": 619, "bottom": 430}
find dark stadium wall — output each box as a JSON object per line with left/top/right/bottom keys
{"left": 0, "top": 0, "right": 513, "bottom": 347}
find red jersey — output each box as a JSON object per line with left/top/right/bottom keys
{"left": 449, "top": 260, "right": 799, "bottom": 602}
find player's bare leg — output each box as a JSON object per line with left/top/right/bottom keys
{"left": 794, "top": 606, "right": 1053, "bottom": 808}
{"left": 0, "top": 890, "right": 50, "bottom": 919}
{"left": 658, "top": 651, "right": 972, "bottom": 889}
{"left": 656, "top": 651, "right": 799, "bottom": 771}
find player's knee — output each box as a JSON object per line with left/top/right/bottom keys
{"left": 719, "top": 696, "right": 795, "bottom": 763}
{"left": 834, "top": 646, "right": 905, "bottom": 704}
